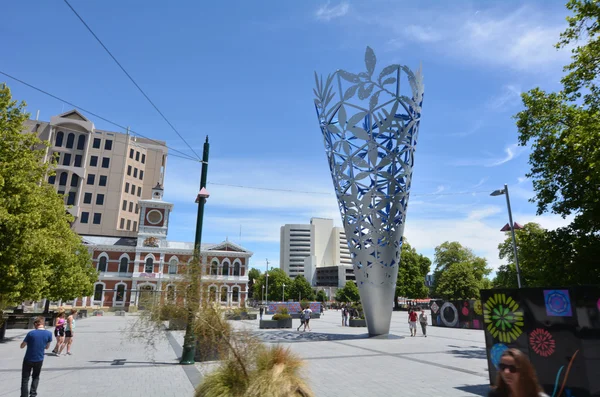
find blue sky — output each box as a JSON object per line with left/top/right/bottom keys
{"left": 3, "top": 1, "right": 575, "bottom": 275}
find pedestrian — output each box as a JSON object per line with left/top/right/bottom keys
{"left": 52, "top": 311, "right": 66, "bottom": 354}
{"left": 419, "top": 309, "right": 428, "bottom": 337}
{"left": 343, "top": 306, "right": 349, "bottom": 326}
{"left": 259, "top": 306, "right": 264, "bottom": 321}
{"left": 488, "top": 348, "right": 549, "bottom": 397}
{"left": 20, "top": 316, "right": 52, "bottom": 397}
{"left": 320, "top": 304, "right": 324, "bottom": 316}
{"left": 58, "top": 309, "right": 77, "bottom": 356}
{"left": 297, "top": 308, "right": 305, "bottom": 331}
{"left": 408, "top": 309, "right": 418, "bottom": 336}
{"left": 302, "top": 307, "right": 313, "bottom": 332}
{"left": 341, "top": 305, "right": 345, "bottom": 326}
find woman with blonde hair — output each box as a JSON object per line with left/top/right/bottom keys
{"left": 58, "top": 309, "right": 77, "bottom": 356}
{"left": 488, "top": 348, "right": 548, "bottom": 397}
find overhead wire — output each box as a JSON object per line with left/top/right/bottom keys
{"left": 0, "top": 70, "right": 200, "bottom": 163}
{"left": 63, "top": 0, "right": 202, "bottom": 161}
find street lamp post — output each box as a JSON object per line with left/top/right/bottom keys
{"left": 282, "top": 283, "right": 286, "bottom": 302}
{"left": 265, "top": 263, "right": 269, "bottom": 307}
{"left": 491, "top": 184, "right": 522, "bottom": 288}
{"left": 180, "top": 137, "right": 210, "bottom": 365}
{"left": 262, "top": 285, "right": 265, "bottom": 304}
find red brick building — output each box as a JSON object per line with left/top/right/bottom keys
{"left": 72, "top": 184, "right": 252, "bottom": 310}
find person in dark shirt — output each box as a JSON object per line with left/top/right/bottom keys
{"left": 20, "top": 316, "right": 52, "bottom": 397}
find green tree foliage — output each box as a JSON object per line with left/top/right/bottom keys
{"left": 432, "top": 242, "right": 491, "bottom": 299}
{"left": 247, "top": 268, "right": 261, "bottom": 300}
{"left": 395, "top": 241, "right": 431, "bottom": 300}
{"left": 315, "top": 290, "right": 327, "bottom": 303}
{"left": 335, "top": 281, "right": 360, "bottom": 303}
{"left": 0, "top": 85, "right": 96, "bottom": 310}
{"left": 252, "top": 268, "right": 292, "bottom": 302}
{"left": 289, "top": 275, "right": 314, "bottom": 302}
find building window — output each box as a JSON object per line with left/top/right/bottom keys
{"left": 135, "top": 204, "right": 139, "bottom": 214}
{"left": 90, "top": 156, "right": 98, "bottom": 167}
{"left": 135, "top": 151, "right": 140, "bottom": 161}
{"left": 66, "top": 192, "right": 76, "bottom": 206}
{"left": 141, "top": 154, "right": 146, "bottom": 164}
{"left": 167, "top": 285, "right": 175, "bottom": 302}
{"left": 234, "top": 262, "right": 240, "bottom": 276}
{"left": 93, "top": 213, "right": 101, "bottom": 224}
{"left": 211, "top": 262, "right": 218, "bottom": 276}
{"left": 87, "top": 174, "right": 95, "bottom": 185}
{"left": 116, "top": 284, "right": 125, "bottom": 302}
{"left": 93, "top": 138, "right": 101, "bottom": 149}
{"left": 232, "top": 287, "right": 239, "bottom": 303}
{"left": 77, "top": 135, "right": 85, "bottom": 150}
{"left": 93, "top": 284, "right": 103, "bottom": 302}
{"left": 80, "top": 212, "right": 89, "bottom": 223}
{"left": 74, "top": 154, "right": 82, "bottom": 167}
{"left": 129, "top": 148, "right": 134, "bottom": 159}
{"left": 129, "top": 202, "right": 133, "bottom": 212}
{"left": 122, "top": 200, "right": 127, "bottom": 211}
{"left": 99, "top": 175, "right": 107, "bottom": 186}
{"left": 101, "top": 157, "right": 110, "bottom": 168}
{"left": 98, "top": 257, "right": 107, "bottom": 272}
{"left": 66, "top": 133, "right": 75, "bottom": 149}
{"left": 139, "top": 170, "right": 144, "bottom": 180}
{"left": 209, "top": 286, "right": 217, "bottom": 302}
{"left": 125, "top": 182, "right": 129, "bottom": 193}
{"left": 120, "top": 218, "right": 125, "bottom": 229}
{"left": 223, "top": 262, "right": 229, "bottom": 276}
{"left": 58, "top": 190, "right": 65, "bottom": 196}
{"left": 48, "top": 175, "right": 56, "bottom": 185}
{"left": 127, "top": 165, "right": 132, "bottom": 176}
{"left": 131, "top": 184, "right": 136, "bottom": 195}
{"left": 55, "top": 131, "right": 64, "bottom": 147}
{"left": 133, "top": 221, "right": 137, "bottom": 231}
{"left": 83, "top": 193, "right": 92, "bottom": 204}
{"left": 126, "top": 219, "right": 131, "bottom": 230}
{"left": 62, "top": 153, "right": 71, "bottom": 166}
{"left": 104, "top": 140, "right": 113, "bottom": 150}
{"left": 70, "top": 174, "right": 79, "bottom": 187}
{"left": 59, "top": 172, "right": 68, "bottom": 186}
{"left": 133, "top": 168, "right": 138, "bottom": 178}
{"left": 137, "top": 186, "right": 141, "bottom": 197}
{"left": 220, "top": 287, "right": 228, "bottom": 303}
{"left": 119, "top": 257, "right": 128, "bottom": 273}
{"left": 145, "top": 257, "right": 154, "bottom": 273}
{"left": 96, "top": 194, "right": 104, "bottom": 205}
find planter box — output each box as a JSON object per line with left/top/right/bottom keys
{"left": 349, "top": 319, "right": 367, "bottom": 327}
{"left": 259, "top": 318, "right": 292, "bottom": 329}
{"left": 225, "top": 313, "right": 258, "bottom": 321}
{"left": 168, "top": 318, "right": 187, "bottom": 330}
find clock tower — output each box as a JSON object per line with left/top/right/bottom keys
{"left": 137, "top": 182, "right": 173, "bottom": 248}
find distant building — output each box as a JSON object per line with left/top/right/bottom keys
{"left": 24, "top": 109, "right": 167, "bottom": 237}
{"left": 280, "top": 218, "right": 354, "bottom": 288}
{"left": 425, "top": 274, "right": 435, "bottom": 288}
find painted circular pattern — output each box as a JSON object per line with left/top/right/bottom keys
{"left": 430, "top": 302, "right": 439, "bottom": 313}
{"left": 529, "top": 328, "right": 555, "bottom": 357}
{"left": 483, "top": 294, "right": 524, "bottom": 343}
{"left": 462, "top": 302, "right": 469, "bottom": 316}
{"left": 474, "top": 300, "right": 483, "bottom": 315}
{"left": 490, "top": 343, "right": 509, "bottom": 369}
{"left": 440, "top": 302, "right": 459, "bottom": 327}
{"left": 546, "top": 290, "right": 571, "bottom": 316}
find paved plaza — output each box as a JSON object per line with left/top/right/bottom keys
{"left": 0, "top": 311, "right": 492, "bottom": 396}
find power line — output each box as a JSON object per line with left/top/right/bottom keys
{"left": 0, "top": 70, "right": 200, "bottom": 162}
{"left": 63, "top": 0, "right": 201, "bottom": 161}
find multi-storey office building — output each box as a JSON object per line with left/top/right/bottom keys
{"left": 24, "top": 109, "right": 167, "bottom": 237}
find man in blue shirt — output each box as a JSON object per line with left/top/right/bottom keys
{"left": 20, "top": 316, "right": 52, "bottom": 397}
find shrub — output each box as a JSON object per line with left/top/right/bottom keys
{"left": 300, "top": 300, "right": 310, "bottom": 310}
{"left": 272, "top": 306, "right": 291, "bottom": 320}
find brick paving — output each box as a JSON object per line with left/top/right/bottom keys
{"left": 0, "top": 311, "right": 491, "bottom": 396}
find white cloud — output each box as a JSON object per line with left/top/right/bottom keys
{"left": 487, "top": 85, "right": 522, "bottom": 111}
{"left": 451, "top": 143, "right": 526, "bottom": 167}
{"left": 315, "top": 2, "right": 349, "bottom": 22}
{"left": 403, "top": 25, "right": 443, "bottom": 43}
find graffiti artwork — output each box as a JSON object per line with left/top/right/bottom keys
{"left": 483, "top": 293, "right": 524, "bottom": 344}
{"left": 529, "top": 328, "right": 555, "bottom": 357}
{"left": 544, "top": 289, "right": 573, "bottom": 317}
{"left": 430, "top": 299, "right": 483, "bottom": 330}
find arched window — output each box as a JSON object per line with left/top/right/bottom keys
{"left": 209, "top": 286, "right": 217, "bottom": 301}
{"left": 119, "top": 257, "right": 129, "bottom": 273}
{"left": 93, "top": 283, "right": 104, "bottom": 302}
{"left": 220, "top": 286, "right": 228, "bottom": 303}
{"left": 115, "top": 284, "right": 126, "bottom": 302}
{"left": 70, "top": 174, "right": 79, "bottom": 187}
{"left": 59, "top": 172, "right": 68, "bottom": 186}
{"left": 211, "top": 261, "right": 218, "bottom": 276}
{"left": 48, "top": 175, "right": 56, "bottom": 185}
{"left": 168, "top": 258, "right": 178, "bottom": 274}
{"left": 77, "top": 135, "right": 85, "bottom": 150}
{"left": 98, "top": 256, "right": 107, "bottom": 272}
{"left": 145, "top": 257, "right": 154, "bottom": 273}
{"left": 233, "top": 262, "right": 241, "bottom": 276}
{"left": 222, "top": 261, "right": 229, "bottom": 276}
{"left": 232, "top": 287, "right": 239, "bottom": 303}
{"left": 66, "top": 133, "right": 75, "bottom": 149}
{"left": 55, "top": 131, "right": 64, "bottom": 147}
{"left": 167, "top": 285, "right": 175, "bottom": 302}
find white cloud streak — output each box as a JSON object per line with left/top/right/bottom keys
{"left": 487, "top": 85, "right": 522, "bottom": 111}
{"left": 315, "top": 2, "right": 349, "bottom": 21}
{"left": 451, "top": 143, "right": 526, "bottom": 167}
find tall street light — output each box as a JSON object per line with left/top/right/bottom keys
{"left": 491, "top": 184, "right": 522, "bottom": 288}
{"left": 265, "top": 261, "right": 269, "bottom": 308}
{"left": 262, "top": 285, "right": 265, "bottom": 304}
{"left": 180, "top": 137, "right": 210, "bottom": 365}
{"left": 282, "top": 283, "right": 286, "bottom": 302}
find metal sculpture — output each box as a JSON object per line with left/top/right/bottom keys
{"left": 313, "top": 47, "right": 424, "bottom": 336}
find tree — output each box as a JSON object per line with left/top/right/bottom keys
{"left": 431, "top": 242, "right": 491, "bottom": 299}
{"left": 396, "top": 241, "right": 431, "bottom": 301}
{"left": 315, "top": 290, "right": 327, "bottom": 303}
{"left": 252, "top": 268, "right": 292, "bottom": 302}
{"left": 336, "top": 281, "right": 360, "bottom": 303}
{"left": 435, "top": 262, "right": 482, "bottom": 300}
{"left": 0, "top": 84, "right": 96, "bottom": 311}
{"left": 247, "top": 268, "right": 261, "bottom": 300}
{"left": 289, "top": 275, "right": 314, "bottom": 302}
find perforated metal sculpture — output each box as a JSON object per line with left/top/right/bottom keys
{"left": 314, "top": 47, "right": 424, "bottom": 335}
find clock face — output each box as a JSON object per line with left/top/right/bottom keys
{"left": 146, "top": 209, "right": 163, "bottom": 225}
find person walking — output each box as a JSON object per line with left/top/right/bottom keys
{"left": 488, "top": 348, "right": 549, "bottom": 397}
{"left": 302, "top": 307, "right": 313, "bottom": 332}
{"left": 259, "top": 306, "right": 264, "bottom": 321}
{"left": 297, "top": 309, "right": 305, "bottom": 331}
{"left": 419, "top": 309, "right": 428, "bottom": 337}
{"left": 344, "top": 306, "right": 349, "bottom": 326}
{"left": 51, "top": 312, "right": 66, "bottom": 355}
{"left": 20, "top": 316, "right": 52, "bottom": 397}
{"left": 58, "top": 309, "right": 77, "bottom": 356}
{"left": 341, "top": 305, "right": 345, "bottom": 326}
{"left": 408, "top": 309, "right": 418, "bottom": 336}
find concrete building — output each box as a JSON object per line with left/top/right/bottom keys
{"left": 24, "top": 109, "right": 167, "bottom": 237}
{"left": 280, "top": 218, "right": 354, "bottom": 288}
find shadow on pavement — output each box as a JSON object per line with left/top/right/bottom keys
{"left": 448, "top": 348, "right": 488, "bottom": 360}
{"left": 454, "top": 384, "right": 491, "bottom": 396}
